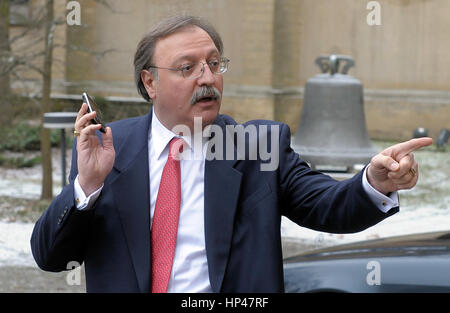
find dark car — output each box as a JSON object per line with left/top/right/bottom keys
{"left": 283, "top": 231, "right": 450, "bottom": 292}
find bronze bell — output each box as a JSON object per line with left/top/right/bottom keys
{"left": 293, "top": 55, "right": 376, "bottom": 171}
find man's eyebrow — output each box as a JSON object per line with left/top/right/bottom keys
{"left": 172, "top": 55, "right": 195, "bottom": 65}
{"left": 172, "top": 49, "right": 220, "bottom": 65}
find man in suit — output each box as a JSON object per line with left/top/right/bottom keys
{"left": 31, "top": 16, "right": 432, "bottom": 292}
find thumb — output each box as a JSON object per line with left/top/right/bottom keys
{"left": 372, "top": 153, "right": 399, "bottom": 172}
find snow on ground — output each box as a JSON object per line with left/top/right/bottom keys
{"left": 0, "top": 222, "right": 36, "bottom": 267}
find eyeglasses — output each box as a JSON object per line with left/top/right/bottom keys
{"left": 148, "top": 57, "right": 230, "bottom": 80}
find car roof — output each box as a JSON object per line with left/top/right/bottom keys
{"left": 284, "top": 230, "right": 450, "bottom": 263}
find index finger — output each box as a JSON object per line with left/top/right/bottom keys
{"left": 391, "top": 137, "right": 433, "bottom": 159}
{"left": 76, "top": 102, "right": 88, "bottom": 122}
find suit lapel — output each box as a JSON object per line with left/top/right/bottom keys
{"left": 109, "top": 112, "right": 242, "bottom": 293}
{"left": 204, "top": 116, "right": 242, "bottom": 292}
{"left": 110, "top": 111, "right": 152, "bottom": 293}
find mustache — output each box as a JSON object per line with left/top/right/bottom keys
{"left": 190, "top": 86, "right": 222, "bottom": 105}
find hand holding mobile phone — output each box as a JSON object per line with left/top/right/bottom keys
{"left": 82, "top": 92, "right": 106, "bottom": 133}
{"left": 77, "top": 92, "right": 115, "bottom": 196}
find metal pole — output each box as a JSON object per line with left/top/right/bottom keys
{"left": 61, "top": 128, "right": 66, "bottom": 187}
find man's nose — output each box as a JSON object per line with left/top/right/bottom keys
{"left": 197, "top": 63, "right": 215, "bottom": 86}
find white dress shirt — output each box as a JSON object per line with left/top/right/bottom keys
{"left": 73, "top": 110, "right": 398, "bottom": 292}
{"left": 146, "top": 110, "right": 212, "bottom": 293}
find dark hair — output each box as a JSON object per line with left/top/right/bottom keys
{"left": 134, "top": 16, "right": 224, "bottom": 102}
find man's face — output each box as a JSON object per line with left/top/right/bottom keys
{"left": 142, "top": 26, "right": 223, "bottom": 132}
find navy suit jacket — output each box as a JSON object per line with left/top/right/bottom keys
{"left": 31, "top": 111, "right": 398, "bottom": 292}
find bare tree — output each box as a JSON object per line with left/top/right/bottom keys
{"left": 0, "top": 0, "right": 11, "bottom": 97}
{"left": 40, "top": 0, "right": 55, "bottom": 199}
{"left": 2, "top": 0, "right": 117, "bottom": 200}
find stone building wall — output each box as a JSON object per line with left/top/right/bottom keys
{"left": 10, "top": 0, "right": 450, "bottom": 140}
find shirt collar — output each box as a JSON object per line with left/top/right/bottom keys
{"left": 151, "top": 107, "right": 193, "bottom": 160}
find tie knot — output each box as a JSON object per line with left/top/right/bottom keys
{"left": 169, "top": 137, "right": 185, "bottom": 160}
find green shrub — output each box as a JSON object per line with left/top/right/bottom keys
{"left": 0, "top": 154, "right": 42, "bottom": 168}
{"left": 16, "top": 155, "right": 42, "bottom": 168}
{"left": 0, "top": 122, "right": 72, "bottom": 152}
{"left": 0, "top": 122, "right": 40, "bottom": 151}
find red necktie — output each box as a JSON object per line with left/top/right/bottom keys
{"left": 151, "top": 137, "right": 184, "bottom": 293}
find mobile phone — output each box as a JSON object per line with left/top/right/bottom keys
{"left": 82, "top": 92, "right": 106, "bottom": 133}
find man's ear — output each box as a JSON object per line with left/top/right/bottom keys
{"left": 141, "top": 69, "right": 157, "bottom": 100}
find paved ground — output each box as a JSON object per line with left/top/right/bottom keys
{"left": 0, "top": 239, "right": 318, "bottom": 293}
{"left": 0, "top": 265, "right": 86, "bottom": 293}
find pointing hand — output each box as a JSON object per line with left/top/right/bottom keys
{"left": 367, "top": 137, "right": 433, "bottom": 195}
